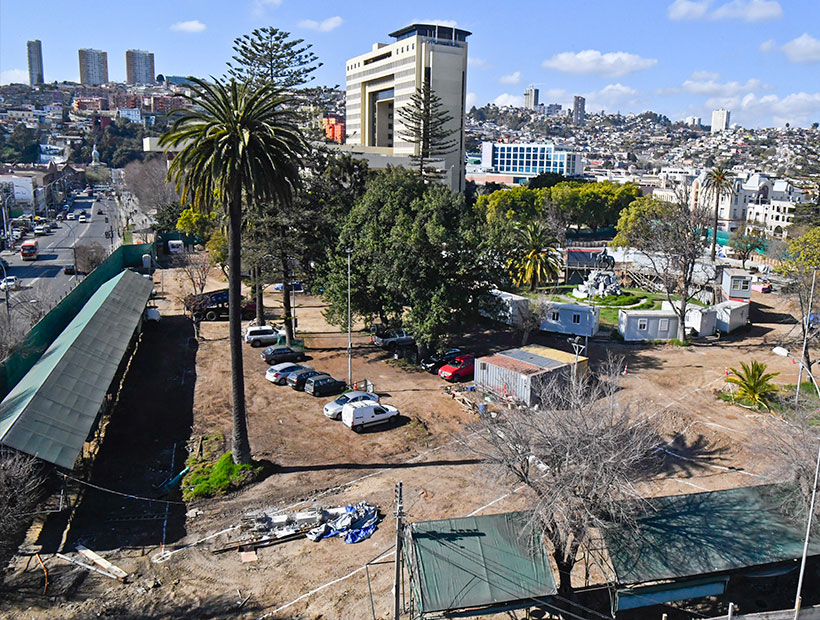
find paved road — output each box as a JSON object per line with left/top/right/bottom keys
{"left": 2, "top": 196, "right": 125, "bottom": 314}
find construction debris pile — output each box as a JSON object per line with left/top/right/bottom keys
{"left": 572, "top": 270, "right": 621, "bottom": 299}
{"left": 212, "top": 502, "right": 382, "bottom": 555}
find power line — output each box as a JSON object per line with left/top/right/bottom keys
{"left": 59, "top": 472, "right": 186, "bottom": 506}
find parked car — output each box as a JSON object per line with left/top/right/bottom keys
{"left": 323, "top": 391, "right": 380, "bottom": 420}
{"left": 244, "top": 325, "right": 288, "bottom": 347}
{"left": 372, "top": 329, "right": 415, "bottom": 350}
{"left": 420, "top": 348, "right": 463, "bottom": 373}
{"left": 184, "top": 288, "right": 256, "bottom": 322}
{"left": 260, "top": 345, "right": 305, "bottom": 365}
{"left": 273, "top": 281, "right": 303, "bottom": 292}
{"left": 341, "top": 401, "right": 399, "bottom": 433}
{"left": 0, "top": 276, "right": 20, "bottom": 291}
{"left": 438, "top": 355, "right": 475, "bottom": 382}
{"left": 144, "top": 308, "right": 161, "bottom": 322}
{"left": 63, "top": 264, "right": 76, "bottom": 275}
{"left": 305, "top": 375, "right": 347, "bottom": 397}
{"left": 265, "top": 362, "right": 311, "bottom": 385}
{"left": 287, "top": 369, "right": 327, "bottom": 391}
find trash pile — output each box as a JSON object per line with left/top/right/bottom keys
{"left": 572, "top": 270, "right": 621, "bottom": 299}
{"left": 211, "top": 502, "right": 382, "bottom": 555}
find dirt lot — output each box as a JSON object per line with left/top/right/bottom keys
{"left": 1, "top": 269, "right": 816, "bottom": 620}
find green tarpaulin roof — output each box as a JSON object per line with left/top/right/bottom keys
{"left": 0, "top": 271, "right": 153, "bottom": 469}
{"left": 406, "top": 511, "right": 557, "bottom": 614}
{"left": 603, "top": 484, "right": 820, "bottom": 585}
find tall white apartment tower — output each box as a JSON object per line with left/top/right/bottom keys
{"left": 524, "top": 86, "right": 539, "bottom": 110}
{"left": 27, "top": 40, "right": 44, "bottom": 85}
{"left": 126, "top": 50, "right": 155, "bottom": 84}
{"left": 711, "top": 108, "right": 730, "bottom": 134}
{"left": 78, "top": 48, "right": 108, "bottom": 85}
{"left": 345, "top": 23, "right": 470, "bottom": 192}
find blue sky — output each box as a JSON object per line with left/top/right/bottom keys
{"left": 2, "top": 0, "right": 819, "bottom": 127}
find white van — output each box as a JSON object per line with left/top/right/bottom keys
{"left": 168, "top": 240, "right": 184, "bottom": 254}
{"left": 341, "top": 401, "right": 399, "bottom": 433}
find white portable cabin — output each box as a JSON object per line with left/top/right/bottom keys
{"left": 721, "top": 268, "right": 752, "bottom": 301}
{"left": 714, "top": 300, "right": 749, "bottom": 333}
{"left": 484, "top": 290, "right": 531, "bottom": 327}
{"left": 539, "top": 302, "right": 600, "bottom": 337}
{"left": 660, "top": 301, "right": 717, "bottom": 337}
{"left": 618, "top": 309, "right": 679, "bottom": 342}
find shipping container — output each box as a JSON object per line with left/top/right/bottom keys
{"left": 661, "top": 301, "right": 717, "bottom": 337}
{"left": 539, "top": 302, "right": 599, "bottom": 337}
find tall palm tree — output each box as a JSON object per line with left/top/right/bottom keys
{"left": 702, "top": 164, "right": 734, "bottom": 262}
{"left": 160, "top": 77, "right": 304, "bottom": 464}
{"left": 509, "top": 221, "right": 563, "bottom": 291}
{"left": 726, "top": 360, "right": 780, "bottom": 411}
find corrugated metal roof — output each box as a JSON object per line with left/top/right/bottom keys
{"left": 603, "top": 484, "right": 820, "bottom": 585}
{"left": 478, "top": 354, "right": 546, "bottom": 376}
{"left": 501, "top": 348, "right": 566, "bottom": 371}
{"left": 521, "top": 344, "right": 587, "bottom": 366}
{"left": 408, "top": 511, "right": 556, "bottom": 613}
{"left": 0, "top": 271, "right": 153, "bottom": 469}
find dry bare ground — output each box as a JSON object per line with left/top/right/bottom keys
{"left": 0, "top": 273, "right": 810, "bottom": 619}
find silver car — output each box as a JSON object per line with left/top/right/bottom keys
{"left": 323, "top": 390, "right": 380, "bottom": 420}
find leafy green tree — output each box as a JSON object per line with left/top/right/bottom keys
{"left": 528, "top": 172, "right": 567, "bottom": 189}
{"left": 160, "top": 77, "right": 305, "bottom": 465}
{"left": 396, "top": 83, "right": 458, "bottom": 181}
{"left": 176, "top": 207, "right": 218, "bottom": 241}
{"left": 728, "top": 226, "right": 766, "bottom": 269}
{"left": 702, "top": 164, "right": 735, "bottom": 262}
{"left": 226, "top": 26, "right": 321, "bottom": 90}
{"left": 0, "top": 124, "right": 40, "bottom": 163}
{"left": 509, "top": 221, "right": 563, "bottom": 291}
{"left": 726, "top": 361, "right": 780, "bottom": 411}
{"left": 153, "top": 202, "right": 186, "bottom": 233}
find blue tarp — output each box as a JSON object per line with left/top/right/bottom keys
{"left": 306, "top": 502, "right": 381, "bottom": 544}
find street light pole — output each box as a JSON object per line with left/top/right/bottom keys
{"left": 772, "top": 347, "right": 820, "bottom": 400}
{"left": 346, "top": 248, "right": 353, "bottom": 388}
{"left": 794, "top": 444, "right": 820, "bottom": 619}
{"left": 796, "top": 269, "right": 817, "bottom": 406}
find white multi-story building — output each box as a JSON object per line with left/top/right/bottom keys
{"left": 684, "top": 116, "right": 701, "bottom": 127}
{"left": 27, "top": 40, "right": 43, "bottom": 86}
{"left": 344, "top": 23, "right": 469, "bottom": 192}
{"left": 524, "top": 87, "right": 539, "bottom": 110}
{"left": 78, "top": 48, "right": 108, "bottom": 85}
{"left": 711, "top": 109, "right": 730, "bottom": 134}
{"left": 478, "top": 142, "right": 584, "bottom": 180}
{"left": 125, "top": 50, "right": 155, "bottom": 84}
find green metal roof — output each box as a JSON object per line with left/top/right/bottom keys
{"left": 0, "top": 271, "right": 153, "bottom": 469}
{"left": 603, "top": 484, "right": 820, "bottom": 585}
{"left": 406, "top": 511, "right": 557, "bottom": 614}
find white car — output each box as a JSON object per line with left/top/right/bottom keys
{"left": 66, "top": 213, "right": 76, "bottom": 221}
{"left": 265, "top": 362, "right": 310, "bottom": 385}
{"left": 0, "top": 276, "right": 20, "bottom": 291}
{"left": 78, "top": 215, "right": 88, "bottom": 224}
{"left": 244, "top": 324, "right": 287, "bottom": 347}
{"left": 341, "top": 401, "right": 399, "bottom": 432}
{"left": 34, "top": 225, "right": 47, "bottom": 235}
{"left": 323, "top": 391, "right": 380, "bottom": 420}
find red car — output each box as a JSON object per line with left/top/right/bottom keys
{"left": 438, "top": 355, "right": 475, "bottom": 382}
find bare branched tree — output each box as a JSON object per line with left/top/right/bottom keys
{"left": 473, "top": 357, "right": 661, "bottom": 597}
{"left": 0, "top": 449, "right": 44, "bottom": 571}
{"left": 0, "top": 282, "right": 51, "bottom": 361}
{"left": 520, "top": 296, "right": 550, "bottom": 346}
{"left": 123, "top": 156, "right": 179, "bottom": 217}
{"left": 172, "top": 251, "right": 212, "bottom": 297}
{"left": 612, "top": 188, "right": 714, "bottom": 340}
{"left": 74, "top": 242, "right": 107, "bottom": 274}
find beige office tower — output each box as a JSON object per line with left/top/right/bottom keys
{"left": 126, "top": 50, "right": 155, "bottom": 84}
{"left": 345, "top": 24, "right": 470, "bottom": 191}
{"left": 78, "top": 48, "right": 108, "bottom": 85}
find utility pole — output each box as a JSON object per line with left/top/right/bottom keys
{"left": 347, "top": 248, "right": 353, "bottom": 388}
{"left": 393, "top": 482, "right": 404, "bottom": 620}
{"left": 794, "top": 445, "right": 820, "bottom": 619}
{"left": 796, "top": 269, "right": 817, "bottom": 406}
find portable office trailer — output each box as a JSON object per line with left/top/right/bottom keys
{"left": 660, "top": 301, "right": 717, "bottom": 337}
{"left": 539, "top": 302, "right": 599, "bottom": 337}
{"left": 714, "top": 300, "right": 749, "bottom": 333}
{"left": 485, "top": 290, "right": 531, "bottom": 327}
{"left": 618, "top": 310, "right": 679, "bottom": 342}
{"left": 721, "top": 268, "right": 752, "bottom": 301}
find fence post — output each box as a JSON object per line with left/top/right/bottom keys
{"left": 727, "top": 602, "right": 735, "bottom": 619}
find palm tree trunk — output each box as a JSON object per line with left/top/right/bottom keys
{"left": 280, "top": 247, "right": 294, "bottom": 346}
{"left": 710, "top": 193, "right": 719, "bottom": 262}
{"left": 228, "top": 193, "right": 252, "bottom": 465}
{"left": 254, "top": 266, "right": 265, "bottom": 326}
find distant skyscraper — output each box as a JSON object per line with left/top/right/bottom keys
{"left": 126, "top": 49, "right": 155, "bottom": 84}
{"left": 711, "top": 108, "right": 730, "bottom": 134}
{"left": 685, "top": 116, "right": 702, "bottom": 127}
{"left": 546, "top": 103, "right": 562, "bottom": 116}
{"left": 78, "top": 48, "right": 109, "bottom": 85}
{"left": 524, "top": 86, "right": 539, "bottom": 110}
{"left": 27, "top": 40, "right": 44, "bottom": 85}
{"left": 572, "top": 95, "right": 585, "bottom": 126}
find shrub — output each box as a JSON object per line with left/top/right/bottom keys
{"left": 726, "top": 361, "right": 780, "bottom": 411}
{"left": 183, "top": 451, "right": 264, "bottom": 500}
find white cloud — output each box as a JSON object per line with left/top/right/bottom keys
{"left": 499, "top": 71, "right": 521, "bottom": 84}
{"left": 468, "top": 57, "right": 487, "bottom": 68}
{"left": 542, "top": 50, "right": 657, "bottom": 77}
{"left": 465, "top": 92, "right": 477, "bottom": 108}
{"left": 252, "top": 0, "right": 282, "bottom": 16}
{"left": 682, "top": 76, "right": 764, "bottom": 96}
{"left": 170, "top": 20, "right": 206, "bottom": 33}
{"left": 584, "top": 83, "right": 641, "bottom": 112}
{"left": 667, "top": 0, "right": 711, "bottom": 20}
{"left": 759, "top": 39, "right": 777, "bottom": 53}
{"left": 493, "top": 93, "right": 524, "bottom": 107}
{"left": 782, "top": 33, "right": 820, "bottom": 63}
{"left": 706, "top": 91, "right": 820, "bottom": 127}
{"left": 1, "top": 69, "right": 28, "bottom": 85}
{"left": 690, "top": 70, "right": 720, "bottom": 81}
{"left": 710, "top": 0, "right": 782, "bottom": 22}
{"left": 299, "top": 16, "right": 343, "bottom": 32}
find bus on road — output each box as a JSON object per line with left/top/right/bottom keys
{"left": 20, "top": 239, "right": 38, "bottom": 261}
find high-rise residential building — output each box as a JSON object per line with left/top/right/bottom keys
{"left": 27, "top": 40, "right": 44, "bottom": 85}
{"left": 78, "top": 48, "right": 109, "bottom": 85}
{"left": 572, "top": 95, "right": 585, "bottom": 126}
{"left": 345, "top": 23, "right": 470, "bottom": 192}
{"left": 126, "top": 49, "right": 155, "bottom": 84}
{"left": 711, "top": 108, "right": 730, "bottom": 134}
{"left": 685, "top": 116, "right": 702, "bottom": 127}
{"left": 546, "top": 103, "right": 562, "bottom": 116}
{"left": 524, "top": 86, "right": 539, "bottom": 110}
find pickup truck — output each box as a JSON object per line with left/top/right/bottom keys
{"left": 184, "top": 288, "right": 256, "bottom": 322}
{"left": 371, "top": 329, "right": 415, "bottom": 350}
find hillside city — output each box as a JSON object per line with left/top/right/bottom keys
{"left": 1, "top": 10, "right": 820, "bottom": 620}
